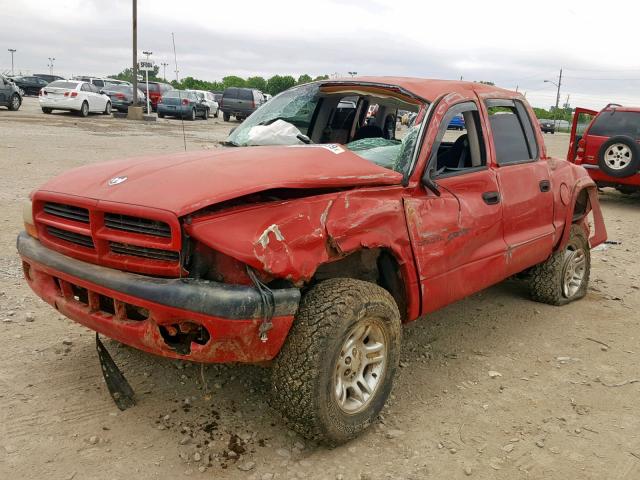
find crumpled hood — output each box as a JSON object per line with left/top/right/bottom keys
{"left": 37, "top": 145, "right": 403, "bottom": 217}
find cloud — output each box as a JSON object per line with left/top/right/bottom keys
{"left": 2, "top": 0, "right": 640, "bottom": 109}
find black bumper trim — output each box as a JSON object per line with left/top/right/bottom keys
{"left": 17, "top": 232, "right": 300, "bottom": 320}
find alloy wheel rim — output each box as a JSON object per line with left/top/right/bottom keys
{"left": 12, "top": 96, "right": 19, "bottom": 108}
{"left": 333, "top": 318, "right": 387, "bottom": 414}
{"left": 562, "top": 245, "right": 586, "bottom": 298}
{"left": 604, "top": 143, "right": 632, "bottom": 170}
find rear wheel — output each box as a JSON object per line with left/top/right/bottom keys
{"left": 189, "top": 108, "right": 196, "bottom": 121}
{"left": 529, "top": 224, "right": 590, "bottom": 306}
{"left": 8, "top": 94, "right": 21, "bottom": 111}
{"left": 41, "top": 107, "right": 52, "bottom": 114}
{"left": 214, "top": 108, "right": 219, "bottom": 118}
{"left": 78, "top": 101, "right": 89, "bottom": 117}
{"left": 617, "top": 185, "right": 638, "bottom": 195}
{"left": 158, "top": 112, "right": 165, "bottom": 118}
{"left": 223, "top": 112, "right": 230, "bottom": 122}
{"left": 203, "top": 108, "right": 209, "bottom": 120}
{"left": 271, "top": 278, "right": 401, "bottom": 445}
{"left": 598, "top": 136, "right": 640, "bottom": 178}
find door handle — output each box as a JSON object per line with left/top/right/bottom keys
{"left": 482, "top": 191, "right": 501, "bottom": 205}
{"left": 539, "top": 180, "right": 551, "bottom": 192}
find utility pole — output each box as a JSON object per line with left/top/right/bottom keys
{"left": 132, "top": 0, "right": 138, "bottom": 106}
{"left": 544, "top": 68, "right": 562, "bottom": 129}
{"left": 161, "top": 62, "right": 169, "bottom": 81}
{"left": 8, "top": 49, "right": 16, "bottom": 75}
{"left": 48, "top": 57, "right": 55, "bottom": 75}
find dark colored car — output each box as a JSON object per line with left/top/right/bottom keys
{"left": 220, "top": 87, "right": 265, "bottom": 121}
{"left": 211, "top": 92, "right": 223, "bottom": 105}
{"left": 568, "top": 104, "right": 640, "bottom": 194}
{"left": 0, "top": 74, "right": 22, "bottom": 110}
{"left": 35, "top": 74, "right": 66, "bottom": 84}
{"left": 101, "top": 85, "right": 147, "bottom": 112}
{"left": 13, "top": 76, "right": 49, "bottom": 96}
{"left": 143, "top": 82, "right": 173, "bottom": 111}
{"left": 539, "top": 119, "right": 555, "bottom": 134}
{"left": 157, "top": 90, "right": 209, "bottom": 120}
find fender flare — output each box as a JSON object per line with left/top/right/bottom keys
{"left": 556, "top": 177, "right": 607, "bottom": 250}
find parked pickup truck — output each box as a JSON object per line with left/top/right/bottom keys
{"left": 18, "top": 77, "right": 606, "bottom": 444}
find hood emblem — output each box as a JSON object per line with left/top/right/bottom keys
{"left": 108, "top": 176, "right": 128, "bottom": 186}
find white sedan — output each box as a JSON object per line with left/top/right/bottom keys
{"left": 39, "top": 80, "right": 112, "bottom": 117}
{"left": 188, "top": 90, "right": 219, "bottom": 118}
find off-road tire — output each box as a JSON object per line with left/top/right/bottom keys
{"left": 8, "top": 94, "right": 21, "bottom": 111}
{"left": 78, "top": 101, "right": 89, "bottom": 117}
{"left": 41, "top": 107, "right": 52, "bottom": 114}
{"left": 103, "top": 101, "right": 112, "bottom": 115}
{"left": 271, "top": 278, "right": 402, "bottom": 445}
{"left": 223, "top": 112, "right": 230, "bottom": 122}
{"left": 598, "top": 135, "right": 640, "bottom": 178}
{"left": 529, "top": 224, "right": 590, "bottom": 306}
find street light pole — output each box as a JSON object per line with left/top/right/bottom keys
{"left": 544, "top": 67, "right": 563, "bottom": 129}
{"left": 8, "top": 49, "right": 16, "bottom": 75}
{"left": 142, "top": 50, "right": 152, "bottom": 113}
{"left": 161, "top": 62, "right": 168, "bottom": 82}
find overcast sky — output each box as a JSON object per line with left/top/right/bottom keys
{"left": 2, "top": 0, "right": 639, "bottom": 110}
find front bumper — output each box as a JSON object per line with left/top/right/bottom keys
{"left": 17, "top": 232, "right": 300, "bottom": 363}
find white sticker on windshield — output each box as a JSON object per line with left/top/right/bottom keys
{"left": 321, "top": 144, "right": 345, "bottom": 154}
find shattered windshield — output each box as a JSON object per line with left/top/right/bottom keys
{"left": 226, "top": 82, "right": 424, "bottom": 175}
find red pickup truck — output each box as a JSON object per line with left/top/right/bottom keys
{"left": 18, "top": 77, "right": 606, "bottom": 444}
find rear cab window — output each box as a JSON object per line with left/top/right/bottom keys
{"left": 485, "top": 99, "right": 538, "bottom": 165}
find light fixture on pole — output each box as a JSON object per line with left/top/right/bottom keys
{"left": 544, "top": 68, "right": 563, "bottom": 129}
{"left": 348, "top": 71, "right": 357, "bottom": 77}
{"left": 48, "top": 57, "right": 56, "bottom": 76}
{"left": 8, "top": 49, "right": 16, "bottom": 76}
{"left": 142, "top": 50, "right": 153, "bottom": 113}
{"left": 161, "top": 62, "right": 169, "bottom": 82}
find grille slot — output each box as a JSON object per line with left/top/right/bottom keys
{"left": 104, "top": 213, "right": 171, "bottom": 238}
{"left": 109, "top": 242, "right": 179, "bottom": 262}
{"left": 47, "top": 226, "right": 95, "bottom": 249}
{"left": 44, "top": 202, "right": 90, "bottom": 223}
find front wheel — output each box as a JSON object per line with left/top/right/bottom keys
{"left": 271, "top": 278, "right": 401, "bottom": 445}
{"left": 529, "top": 224, "right": 590, "bottom": 306}
{"left": 189, "top": 108, "right": 196, "bottom": 121}
{"left": 41, "top": 107, "right": 52, "bottom": 114}
{"left": 8, "top": 94, "right": 21, "bottom": 111}
{"left": 103, "top": 102, "right": 112, "bottom": 115}
{"left": 203, "top": 108, "right": 209, "bottom": 120}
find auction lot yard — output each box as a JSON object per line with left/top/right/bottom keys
{"left": 1, "top": 97, "right": 639, "bottom": 480}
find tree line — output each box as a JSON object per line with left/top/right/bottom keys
{"left": 108, "top": 67, "right": 329, "bottom": 96}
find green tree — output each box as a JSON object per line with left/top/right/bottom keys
{"left": 266, "top": 75, "right": 296, "bottom": 96}
{"left": 297, "top": 74, "right": 313, "bottom": 85}
{"left": 246, "top": 76, "right": 267, "bottom": 91}
{"left": 222, "top": 76, "right": 246, "bottom": 88}
{"left": 314, "top": 74, "right": 330, "bottom": 81}
{"left": 109, "top": 65, "right": 161, "bottom": 83}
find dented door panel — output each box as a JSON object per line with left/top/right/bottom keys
{"left": 405, "top": 169, "right": 507, "bottom": 314}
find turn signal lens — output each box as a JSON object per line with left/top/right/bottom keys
{"left": 23, "top": 200, "right": 38, "bottom": 239}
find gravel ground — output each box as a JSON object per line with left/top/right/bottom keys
{"left": 1, "top": 97, "right": 639, "bottom": 480}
